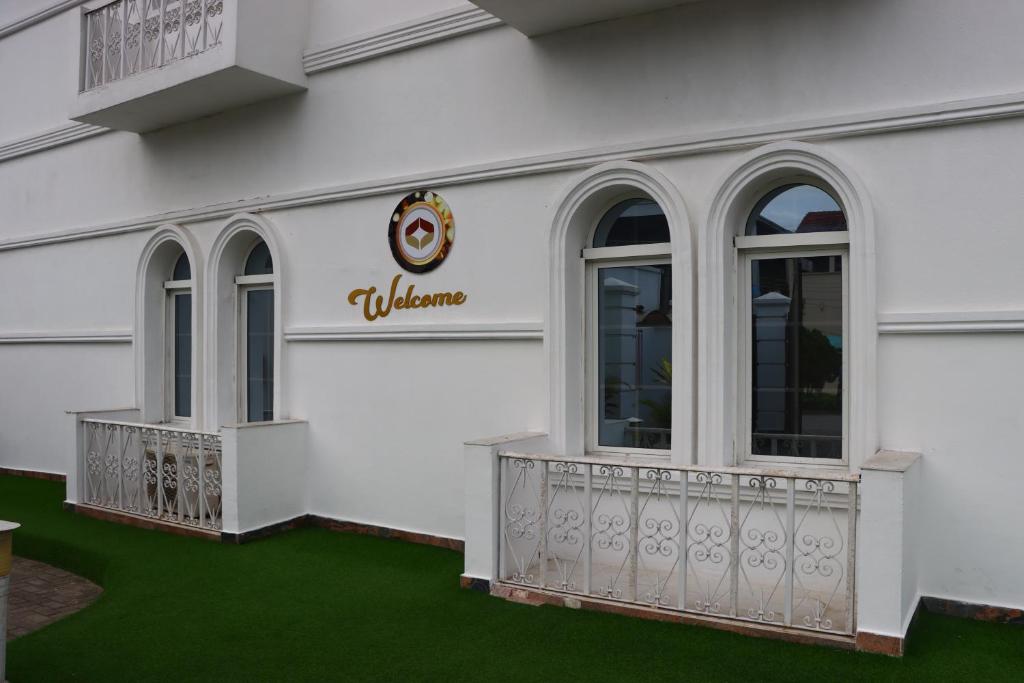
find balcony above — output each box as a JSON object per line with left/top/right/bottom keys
{"left": 468, "top": 0, "right": 703, "bottom": 37}
{"left": 71, "top": 0, "right": 308, "bottom": 133}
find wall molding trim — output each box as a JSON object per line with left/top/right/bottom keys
{"left": 303, "top": 6, "right": 503, "bottom": 74}
{"left": 8, "top": 89, "right": 1024, "bottom": 251}
{"left": 285, "top": 322, "right": 543, "bottom": 342}
{"left": 0, "top": 329, "right": 132, "bottom": 344}
{"left": 0, "top": 122, "right": 109, "bottom": 164}
{"left": 0, "top": 0, "right": 87, "bottom": 40}
{"left": 878, "top": 310, "right": 1024, "bottom": 334}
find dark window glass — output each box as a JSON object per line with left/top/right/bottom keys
{"left": 592, "top": 199, "right": 670, "bottom": 248}
{"left": 746, "top": 185, "right": 846, "bottom": 236}
{"left": 246, "top": 289, "right": 274, "bottom": 422}
{"left": 172, "top": 253, "right": 191, "bottom": 280}
{"left": 244, "top": 241, "right": 274, "bottom": 275}
{"left": 750, "top": 255, "right": 842, "bottom": 458}
{"left": 174, "top": 293, "right": 191, "bottom": 418}
{"left": 597, "top": 264, "right": 672, "bottom": 450}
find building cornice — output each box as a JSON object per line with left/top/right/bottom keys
{"left": 7, "top": 87, "right": 1024, "bottom": 253}
{"left": 303, "top": 6, "right": 503, "bottom": 74}
{"left": 0, "top": 0, "right": 86, "bottom": 40}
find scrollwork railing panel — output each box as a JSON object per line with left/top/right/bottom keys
{"left": 80, "top": 418, "right": 222, "bottom": 532}
{"left": 496, "top": 452, "right": 858, "bottom": 635}
{"left": 82, "top": 0, "right": 227, "bottom": 92}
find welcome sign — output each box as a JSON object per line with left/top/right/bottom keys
{"left": 347, "top": 190, "right": 467, "bottom": 322}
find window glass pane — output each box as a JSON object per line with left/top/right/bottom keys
{"left": 172, "top": 253, "right": 191, "bottom": 280}
{"left": 174, "top": 293, "right": 191, "bottom": 418}
{"left": 246, "top": 289, "right": 274, "bottom": 422}
{"left": 597, "top": 264, "right": 672, "bottom": 450}
{"left": 750, "top": 255, "right": 842, "bottom": 458}
{"left": 747, "top": 184, "right": 846, "bottom": 236}
{"left": 592, "top": 199, "right": 670, "bottom": 248}
{"left": 244, "top": 241, "right": 274, "bottom": 275}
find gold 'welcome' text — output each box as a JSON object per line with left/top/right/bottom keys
{"left": 347, "top": 274, "right": 467, "bottom": 322}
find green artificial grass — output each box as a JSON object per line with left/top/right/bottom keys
{"left": 1, "top": 476, "right": 1021, "bottom": 681}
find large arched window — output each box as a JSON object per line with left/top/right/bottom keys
{"left": 736, "top": 183, "right": 848, "bottom": 462}
{"left": 585, "top": 198, "right": 673, "bottom": 454}
{"left": 166, "top": 252, "right": 193, "bottom": 420}
{"left": 238, "top": 240, "right": 275, "bottom": 422}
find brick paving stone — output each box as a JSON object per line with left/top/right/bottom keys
{"left": 6, "top": 556, "right": 102, "bottom": 641}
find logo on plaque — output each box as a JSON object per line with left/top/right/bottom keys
{"left": 388, "top": 190, "right": 454, "bottom": 273}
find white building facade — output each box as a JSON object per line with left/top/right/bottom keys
{"left": 1, "top": 0, "right": 1022, "bottom": 655}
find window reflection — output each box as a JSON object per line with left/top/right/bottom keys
{"left": 246, "top": 289, "right": 274, "bottom": 422}
{"left": 597, "top": 264, "right": 672, "bottom": 450}
{"left": 593, "top": 199, "right": 670, "bottom": 247}
{"left": 746, "top": 184, "right": 846, "bottom": 236}
{"left": 750, "top": 255, "right": 842, "bottom": 458}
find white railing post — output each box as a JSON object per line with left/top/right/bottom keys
{"left": 155, "top": 430, "right": 164, "bottom": 518}
{"left": 784, "top": 478, "right": 796, "bottom": 626}
{"left": 629, "top": 467, "right": 639, "bottom": 603}
{"left": 584, "top": 464, "right": 593, "bottom": 595}
{"left": 539, "top": 462, "right": 549, "bottom": 589}
{"left": 198, "top": 433, "right": 206, "bottom": 527}
{"left": 677, "top": 471, "right": 688, "bottom": 610}
{"left": 846, "top": 480, "right": 858, "bottom": 634}
{"left": 729, "top": 475, "right": 740, "bottom": 617}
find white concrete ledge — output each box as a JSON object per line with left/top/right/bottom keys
{"left": 464, "top": 431, "right": 547, "bottom": 447}
{"left": 862, "top": 450, "right": 923, "bottom": 473}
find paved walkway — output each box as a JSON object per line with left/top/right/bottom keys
{"left": 6, "top": 556, "right": 102, "bottom": 640}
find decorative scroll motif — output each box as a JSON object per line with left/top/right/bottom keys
{"left": 793, "top": 479, "right": 847, "bottom": 631}
{"left": 502, "top": 458, "right": 542, "bottom": 586}
{"left": 590, "top": 465, "right": 630, "bottom": 600}
{"left": 83, "top": 0, "right": 227, "bottom": 91}
{"left": 686, "top": 472, "right": 733, "bottom": 615}
{"left": 80, "top": 419, "right": 222, "bottom": 531}
{"left": 738, "top": 476, "right": 787, "bottom": 623}
{"left": 637, "top": 469, "right": 680, "bottom": 607}
{"left": 545, "top": 462, "right": 586, "bottom": 591}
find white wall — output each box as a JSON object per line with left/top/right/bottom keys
{"left": 1, "top": 0, "right": 1024, "bottom": 614}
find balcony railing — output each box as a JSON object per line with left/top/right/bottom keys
{"left": 80, "top": 418, "right": 223, "bottom": 531}
{"left": 82, "top": 0, "right": 226, "bottom": 91}
{"left": 498, "top": 451, "right": 859, "bottom": 635}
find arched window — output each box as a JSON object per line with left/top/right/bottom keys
{"left": 585, "top": 198, "right": 673, "bottom": 453}
{"left": 166, "top": 252, "right": 193, "bottom": 420}
{"left": 237, "top": 240, "right": 275, "bottom": 422}
{"left": 736, "top": 183, "right": 848, "bottom": 462}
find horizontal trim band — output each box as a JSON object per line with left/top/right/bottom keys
{"left": 878, "top": 310, "right": 1024, "bottom": 334}
{"left": 285, "top": 322, "right": 543, "bottom": 342}
{"left": 0, "top": 0, "right": 87, "bottom": 40}
{"left": 0, "top": 122, "right": 109, "bottom": 164}
{"left": 303, "top": 6, "right": 503, "bottom": 74}
{"left": 6, "top": 85, "right": 1024, "bottom": 249}
{"left": 0, "top": 329, "right": 132, "bottom": 344}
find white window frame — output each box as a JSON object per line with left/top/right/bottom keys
{"left": 235, "top": 273, "right": 275, "bottom": 423}
{"left": 162, "top": 277, "right": 193, "bottom": 425}
{"left": 583, "top": 242, "right": 672, "bottom": 458}
{"left": 736, "top": 233, "right": 850, "bottom": 467}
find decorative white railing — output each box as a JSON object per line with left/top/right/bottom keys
{"left": 498, "top": 452, "right": 858, "bottom": 635}
{"left": 82, "top": 0, "right": 226, "bottom": 91}
{"left": 81, "top": 419, "right": 223, "bottom": 531}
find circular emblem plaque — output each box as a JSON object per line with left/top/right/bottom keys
{"left": 388, "top": 190, "right": 454, "bottom": 273}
